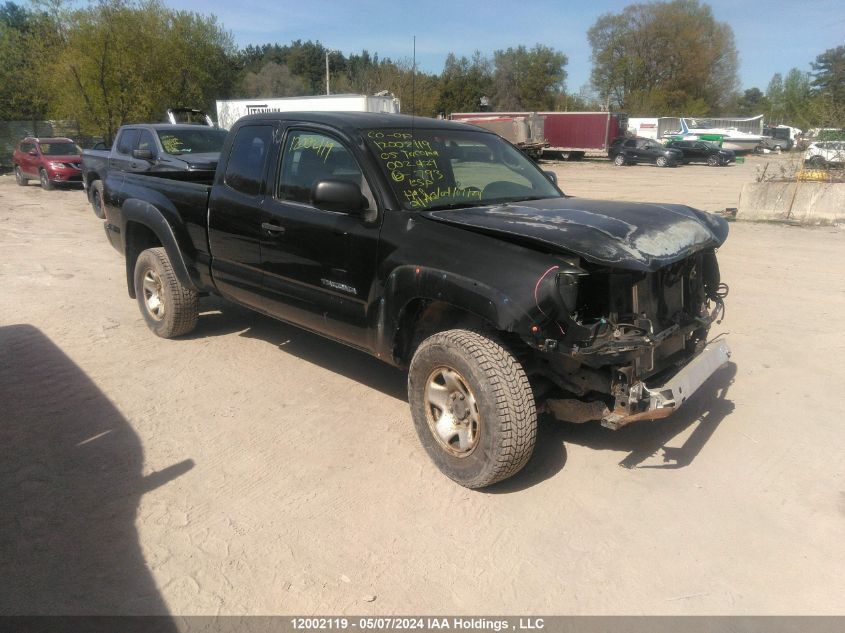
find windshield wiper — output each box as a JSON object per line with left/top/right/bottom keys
{"left": 425, "top": 201, "right": 489, "bottom": 211}
{"left": 507, "top": 195, "right": 554, "bottom": 202}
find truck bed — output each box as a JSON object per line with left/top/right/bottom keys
{"left": 104, "top": 170, "right": 215, "bottom": 288}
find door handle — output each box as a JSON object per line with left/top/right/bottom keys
{"left": 262, "top": 222, "right": 285, "bottom": 235}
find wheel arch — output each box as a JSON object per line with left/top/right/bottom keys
{"left": 122, "top": 200, "right": 197, "bottom": 299}
{"left": 377, "top": 265, "right": 528, "bottom": 368}
{"left": 86, "top": 171, "right": 102, "bottom": 202}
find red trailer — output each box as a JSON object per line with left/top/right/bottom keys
{"left": 451, "top": 111, "right": 628, "bottom": 159}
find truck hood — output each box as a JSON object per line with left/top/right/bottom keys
{"left": 174, "top": 152, "right": 219, "bottom": 170}
{"left": 421, "top": 197, "right": 729, "bottom": 272}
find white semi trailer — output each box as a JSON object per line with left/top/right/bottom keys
{"left": 215, "top": 94, "right": 401, "bottom": 130}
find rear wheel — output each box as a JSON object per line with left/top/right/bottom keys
{"left": 14, "top": 166, "right": 28, "bottom": 186}
{"left": 133, "top": 247, "right": 198, "bottom": 338}
{"left": 656, "top": 156, "right": 668, "bottom": 167}
{"left": 90, "top": 180, "right": 105, "bottom": 218}
{"left": 408, "top": 329, "right": 537, "bottom": 488}
{"left": 613, "top": 154, "right": 626, "bottom": 166}
{"left": 39, "top": 168, "right": 53, "bottom": 190}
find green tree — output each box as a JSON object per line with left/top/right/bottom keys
{"left": 42, "top": 0, "right": 235, "bottom": 142}
{"left": 781, "top": 68, "right": 812, "bottom": 126}
{"left": 0, "top": 1, "right": 31, "bottom": 30}
{"left": 811, "top": 45, "right": 845, "bottom": 102}
{"left": 0, "top": 2, "right": 52, "bottom": 120}
{"left": 765, "top": 73, "right": 784, "bottom": 122}
{"left": 732, "top": 87, "right": 769, "bottom": 117}
{"left": 241, "top": 62, "right": 308, "bottom": 98}
{"left": 491, "top": 44, "right": 567, "bottom": 111}
{"left": 810, "top": 45, "right": 845, "bottom": 126}
{"left": 436, "top": 52, "right": 493, "bottom": 114}
{"left": 587, "top": 0, "right": 738, "bottom": 115}
{"left": 284, "top": 40, "right": 331, "bottom": 94}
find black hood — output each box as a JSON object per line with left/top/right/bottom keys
{"left": 422, "top": 197, "right": 729, "bottom": 272}
{"left": 177, "top": 152, "right": 219, "bottom": 170}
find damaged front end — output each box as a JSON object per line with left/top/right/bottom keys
{"left": 531, "top": 248, "right": 731, "bottom": 429}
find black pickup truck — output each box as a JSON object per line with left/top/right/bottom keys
{"left": 100, "top": 112, "right": 731, "bottom": 488}
{"left": 82, "top": 123, "right": 227, "bottom": 218}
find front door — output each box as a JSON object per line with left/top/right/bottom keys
{"left": 258, "top": 127, "right": 381, "bottom": 350}
{"left": 20, "top": 142, "right": 38, "bottom": 177}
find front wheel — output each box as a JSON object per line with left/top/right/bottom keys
{"left": 707, "top": 155, "right": 719, "bottom": 167}
{"left": 133, "top": 247, "right": 198, "bottom": 338}
{"left": 14, "top": 166, "right": 28, "bottom": 186}
{"left": 656, "top": 156, "right": 668, "bottom": 167}
{"left": 39, "top": 168, "right": 54, "bottom": 190}
{"left": 408, "top": 330, "right": 537, "bottom": 488}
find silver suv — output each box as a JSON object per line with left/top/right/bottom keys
{"left": 804, "top": 141, "right": 845, "bottom": 168}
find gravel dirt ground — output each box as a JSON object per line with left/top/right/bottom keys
{"left": 1, "top": 154, "right": 843, "bottom": 616}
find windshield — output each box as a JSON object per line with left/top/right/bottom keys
{"left": 364, "top": 128, "right": 561, "bottom": 211}
{"left": 39, "top": 142, "right": 82, "bottom": 156}
{"left": 156, "top": 129, "right": 227, "bottom": 155}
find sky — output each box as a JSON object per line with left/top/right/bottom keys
{"left": 165, "top": 0, "right": 845, "bottom": 94}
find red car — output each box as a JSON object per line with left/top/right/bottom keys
{"left": 13, "top": 137, "right": 83, "bottom": 190}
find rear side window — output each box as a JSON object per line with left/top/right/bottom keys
{"left": 624, "top": 139, "right": 636, "bottom": 148}
{"left": 224, "top": 125, "right": 273, "bottom": 196}
{"left": 116, "top": 130, "right": 140, "bottom": 155}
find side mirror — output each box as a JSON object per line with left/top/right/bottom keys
{"left": 28, "top": 149, "right": 38, "bottom": 156}
{"left": 543, "top": 170, "right": 558, "bottom": 185}
{"left": 312, "top": 179, "right": 367, "bottom": 215}
{"left": 133, "top": 149, "right": 154, "bottom": 160}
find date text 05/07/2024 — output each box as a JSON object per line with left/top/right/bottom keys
{"left": 289, "top": 617, "right": 546, "bottom": 631}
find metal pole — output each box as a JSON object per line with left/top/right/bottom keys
{"left": 326, "top": 51, "right": 330, "bottom": 95}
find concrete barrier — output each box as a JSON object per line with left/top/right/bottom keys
{"left": 738, "top": 181, "right": 845, "bottom": 223}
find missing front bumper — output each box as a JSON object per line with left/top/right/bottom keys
{"left": 602, "top": 339, "right": 731, "bottom": 430}
{"left": 545, "top": 339, "right": 731, "bottom": 430}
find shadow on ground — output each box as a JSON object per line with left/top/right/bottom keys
{"left": 488, "top": 361, "right": 737, "bottom": 493}
{"left": 0, "top": 324, "right": 190, "bottom": 619}
{"left": 183, "top": 302, "right": 736, "bottom": 492}
{"left": 189, "top": 298, "right": 407, "bottom": 401}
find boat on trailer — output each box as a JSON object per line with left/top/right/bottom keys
{"left": 664, "top": 118, "right": 763, "bottom": 153}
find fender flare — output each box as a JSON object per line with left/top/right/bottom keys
{"left": 375, "top": 265, "right": 531, "bottom": 364}
{"left": 121, "top": 198, "right": 197, "bottom": 297}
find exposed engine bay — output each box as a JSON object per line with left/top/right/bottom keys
{"left": 529, "top": 249, "right": 730, "bottom": 429}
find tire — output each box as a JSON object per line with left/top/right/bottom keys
{"left": 133, "top": 247, "right": 198, "bottom": 338}
{"left": 773, "top": 145, "right": 783, "bottom": 154}
{"left": 39, "top": 168, "right": 53, "bottom": 190}
{"left": 656, "top": 156, "right": 668, "bottom": 167}
{"left": 613, "top": 154, "right": 626, "bottom": 166}
{"left": 14, "top": 166, "right": 28, "bottom": 186}
{"left": 407, "top": 329, "right": 537, "bottom": 488}
{"left": 808, "top": 156, "right": 826, "bottom": 168}
{"left": 90, "top": 180, "right": 105, "bottom": 219}
{"left": 707, "top": 155, "right": 719, "bottom": 167}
